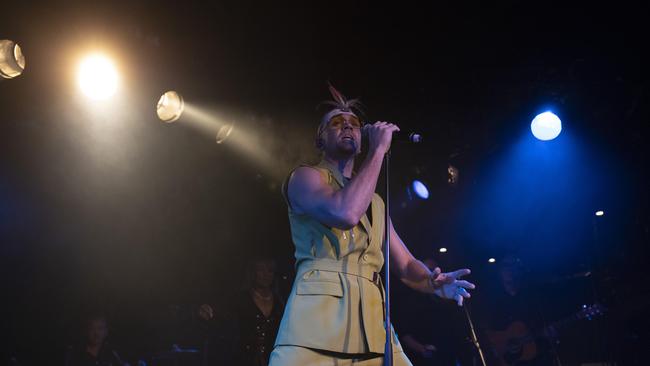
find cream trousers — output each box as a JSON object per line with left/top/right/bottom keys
{"left": 269, "top": 345, "right": 413, "bottom": 366}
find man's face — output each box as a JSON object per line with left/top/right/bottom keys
{"left": 320, "top": 113, "right": 363, "bottom": 157}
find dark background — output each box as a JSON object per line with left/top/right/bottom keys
{"left": 1, "top": 1, "right": 648, "bottom": 364}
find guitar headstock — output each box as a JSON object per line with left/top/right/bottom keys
{"left": 576, "top": 303, "right": 607, "bottom": 320}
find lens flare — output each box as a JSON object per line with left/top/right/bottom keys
{"left": 216, "top": 123, "right": 234, "bottom": 144}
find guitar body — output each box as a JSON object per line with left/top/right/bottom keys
{"left": 487, "top": 321, "right": 538, "bottom": 366}
{"left": 486, "top": 304, "right": 606, "bottom": 366}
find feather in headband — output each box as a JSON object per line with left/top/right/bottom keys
{"left": 317, "top": 83, "right": 366, "bottom": 135}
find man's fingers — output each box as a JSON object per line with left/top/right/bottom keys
{"left": 454, "top": 293, "right": 464, "bottom": 306}
{"left": 372, "top": 121, "right": 399, "bottom": 131}
{"left": 450, "top": 268, "right": 471, "bottom": 279}
{"left": 432, "top": 267, "right": 441, "bottom": 277}
{"left": 458, "top": 287, "right": 471, "bottom": 298}
{"left": 455, "top": 280, "right": 476, "bottom": 290}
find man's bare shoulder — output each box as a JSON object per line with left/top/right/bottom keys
{"left": 288, "top": 166, "right": 327, "bottom": 191}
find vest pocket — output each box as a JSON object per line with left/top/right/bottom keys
{"left": 296, "top": 271, "right": 343, "bottom": 297}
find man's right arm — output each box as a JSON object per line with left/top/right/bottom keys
{"left": 287, "top": 149, "right": 384, "bottom": 229}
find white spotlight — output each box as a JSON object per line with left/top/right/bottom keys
{"left": 77, "top": 54, "right": 118, "bottom": 100}
{"left": 0, "top": 39, "right": 26, "bottom": 79}
{"left": 157, "top": 91, "right": 185, "bottom": 123}
{"left": 488, "top": 258, "right": 496, "bottom": 263}
{"left": 439, "top": 247, "right": 447, "bottom": 253}
{"left": 531, "top": 111, "right": 562, "bottom": 141}
{"left": 595, "top": 210, "right": 604, "bottom": 217}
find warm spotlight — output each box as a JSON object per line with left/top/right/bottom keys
{"left": 157, "top": 91, "right": 185, "bottom": 123}
{"left": 531, "top": 111, "right": 562, "bottom": 141}
{"left": 77, "top": 54, "right": 118, "bottom": 100}
{"left": 216, "top": 123, "right": 234, "bottom": 144}
{"left": 0, "top": 39, "right": 26, "bottom": 79}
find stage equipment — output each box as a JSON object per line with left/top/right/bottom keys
{"left": 488, "top": 258, "right": 496, "bottom": 263}
{"left": 531, "top": 111, "right": 562, "bottom": 141}
{"left": 384, "top": 150, "right": 394, "bottom": 366}
{"left": 464, "top": 306, "right": 488, "bottom": 366}
{"left": 411, "top": 180, "right": 429, "bottom": 199}
{"left": 595, "top": 210, "right": 604, "bottom": 216}
{"left": 362, "top": 125, "right": 422, "bottom": 143}
{"left": 77, "top": 54, "right": 118, "bottom": 100}
{"left": 447, "top": 164, "right": 459, "bottom": 185}
{"left": 0, "top": 39, "right": 25, "bottom": 79}
{"left": 439, "top": 247, "right": 448, "bottom": 253}
{"left": 157, "top": 91, "right": 185, "bottom": 122}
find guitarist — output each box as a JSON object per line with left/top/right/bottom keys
{"left": 481, "top": 256, "right": 555, "bottom": 366}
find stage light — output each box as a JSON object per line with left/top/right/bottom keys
{"left": 216, "top": 123, "right": 234, "bottom": 144}
{"left": 447, "top": 165, "right": 459, "bottom": 186}
{"left": 0, "top": 39, "right": 25, "bottom": 79}
{"left": 531, "top": 111, "right": 562, "bottom": 141}
{"left": 439, "top": 247, "right": 447, "bottom": 253}
{"left": 488, "top": 258, "right": 496, "bottom": 263}
{"left": 412, "top": 180, "right": 429, "bottom": 200}
{"left": 157, "top": 91, "right": 185, "bottom": 122}
{"left": 595, "top": 210, "right": 604, "bottom": 217}
{"left": 77, "top": 54, "right": 118, "bottom": 100}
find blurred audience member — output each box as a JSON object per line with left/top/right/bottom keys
{"left": 65, "top": 313, "right": 131, "bottom": 366}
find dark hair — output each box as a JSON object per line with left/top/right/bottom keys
{"left": 242, "top": 256, "right": 276, "bottom": 289}
{"left": 241, "top": 256, "right": 285, "bottom": 306}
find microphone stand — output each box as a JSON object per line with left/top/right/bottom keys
{"left": 383, "top": 150, "right": 393, "bottom": 366}
{"left": 464, "top": 306, "right": 488, "bottom": 366}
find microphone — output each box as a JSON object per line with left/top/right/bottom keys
{"left": 362, "top": 125, "right": 423, "bottom": 143}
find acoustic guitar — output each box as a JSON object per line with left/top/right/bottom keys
{"left": 486, "top": 303, "right": 605, "bottom": 366}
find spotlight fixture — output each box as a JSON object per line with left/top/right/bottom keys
{"left": 77, "top": 54, "right": 118, "bottom": 100}
{"left": 439, "top": 247, "right": 447, "bottom": 253}
{"left": 0, "top": 39, "right": 26, "bottom": 79}
{"left": 488, "top": 258, "right": 496, "bottom": 263}
{"left": 156, "top": 91, "right": 184, "bottom": 123}
{"left": 595, "top": 210, "right": 604, "bottom": 217}
{"left": 531, "top": 111, "right": 562, "bottom": 141}
{"left": 411, "top": 180, "right": 429, "bottom": 200}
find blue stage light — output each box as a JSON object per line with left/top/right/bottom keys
{"left": 412, "top": 180, "right": 429, "bottom": 200}
{"left": 531, "top": 111, "right": 562, "bottom": 141}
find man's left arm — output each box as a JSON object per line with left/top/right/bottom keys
{"left": 388, "top": 220, "right": 476, "bottom": 305}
